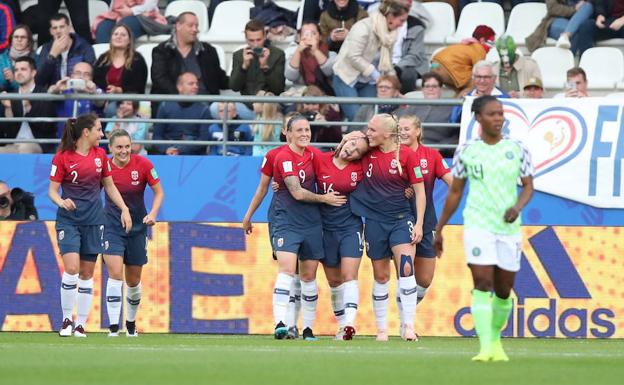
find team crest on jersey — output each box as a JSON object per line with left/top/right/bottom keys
{"left": 390, "top": 159, "right": 398, "bottom": 169}
{"left": 350, "top": 171, "right": 358, "bottom": 186}
{"left": 277, "top": 238, "right": 284, "bottom": 247}
{"left": 420, "top": 159, "right": 429, "bottom": 174}
{"left": 131, "top": 170, "right": 140, "bottom": 185}
{"left": 94, "top": 158, "right": 102, "bottom": 168}
{"left": 58, "top": 230, "right": 64, "bottom": 241}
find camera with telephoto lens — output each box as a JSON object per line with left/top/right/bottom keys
{"left": 0, "top": 188, "right": 38, "bottom": 220}
{"left": 0, "top": 195, "right": 9, "bottom": 209}
{"left": 303, "top": 111, "right": 317, "bottom": 122}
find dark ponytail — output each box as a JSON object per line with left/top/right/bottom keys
{"left": 471, "top": 95, "right": 500, "bottom": 116}
{"left": 58, "top": 113, "right": 98, "bottom": 152}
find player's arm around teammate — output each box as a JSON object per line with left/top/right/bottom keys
{"left": 48, "top": 114, "right": 131, "bottom": 337}
{"left": 102, "top": 129, "right": 164, "bottom": 337}
{"left": 434, "top": 95, "right": 534, "bottom": 362}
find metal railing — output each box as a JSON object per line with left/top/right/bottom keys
{"left": 0, "top": 93, "right": 463, "bottom": 154}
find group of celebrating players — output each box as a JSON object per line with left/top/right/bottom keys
{"left": 48, "top": 95, "right": 533, "bottom": 362}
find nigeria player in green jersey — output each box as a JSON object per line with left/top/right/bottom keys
{"left": 434, "top": 95, "right": 534, "bottom": 362}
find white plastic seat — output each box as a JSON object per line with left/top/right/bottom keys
{"left": 150, "top": 0, "right": 210, "bottom": 43}
{"left": 422, "top": 2, "right": 456, "bottom": 45}
{"left": 505, "top": 2, "right": 547, "bottom": 46}
{"left": 531, "top": 47, "right": 575, "bottom": 90}
{"left": 212, "top": 43, "right": 227, "bottom": 72}
{"left": 579, "top": 47, "right": 624, "bottom": 89}
{"left": 88, "top": 0, "right": 110, "bottom": 28}
{"left": 92, "top": 43, "right": 109, "bottom": 60}
{"left": 204, "top": 1, "right": 253, "bottom": 43}
{"left": 135, "top": 43, "right": 157, "bottom": 88}
{"left": 275, "top": 1, "right": 300, "bottom": 12}
{"left": 445, "top": 3, "right": 504, "bottom": 44}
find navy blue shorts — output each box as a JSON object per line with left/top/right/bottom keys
{"left": 55, "top": 223, "right": 104, "bottom": 261}
{"left": 416, "top": 231, "right": 436, "bottom": 258}
{"left": 272, "top": 224, "right": 324, "bottom": 261}
{"left": 364, "top": 217, "right": 415, "bottom": 260}
{"left": 322, "top": 227, "right": 364, "bottom": 267}
{"left": 104, "top": 224, "right": 148, "bottom": 266}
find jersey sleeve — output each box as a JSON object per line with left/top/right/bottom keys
{"left": 274, "top": 151, "right": 297, "bottom": 178}
{"left": 49, "top": 152, "right": 65, "bottom": 182}
{"left": 452, "top": 143, "right": 469, "bottom": 179}
{"left": 433, "top": 150, "right": 451, "bottom": 179}
{"left": 260, "top": 152, "right": 274, "bottom": 177}
{"left": 517, "top": 140, "right": 534, "bottom": 178}
{"left": 405, "top": 149, "right": 424, "bottom": 185}
{"left": 142, "top": 157, "right": 160, "bottom": 186}
{"left": 98, "top": 148, "right": 112, "bottom": 178}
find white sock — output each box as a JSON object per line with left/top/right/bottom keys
{"left": 272, "top": 273, "right": 293, "bottom": 325}
{"left": 75, "top": 278, "right": 94, "bottom": 326}
{"left": 396, "top": 280, "right": 404, "bottom": 326}
{"left": 106, "top": 278, "right": 123, "bottom": 327}
{"left": 60, "top": 272, "right": 78, "bottom": 320}
{"left": 399, "top": 276, "right": 418, "bottom": 327}
{"left": 126, "top": 283, "right": 142, "bottom": 322}
{"left": 285, "top": 275, "right": 297, "bottom": 328}
{"left": 342, "top": 280, "right": 359, "bottom": 327}
{"left": 416, "top": 284, "right": 428, "bottom": 304}
{"left": 300, "top": 279, "right": 318, "bottom": 330}
{"left": 372, "top": 281, "right": 389, "bottom": 331}
{"left": 293, "top": 275, "right": 301, "bottom": 325}
{"left": 330, "top": 284, "right": 345, "bottom": 328}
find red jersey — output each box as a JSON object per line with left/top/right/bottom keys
{"left": 260, "top": 144, "right": 289, "bottom": 177}
{"left": 412, "top": 144, "right": 450, "bottom": 232}
{"left": 50, "top": 146, "right": 111, "bottom": 225}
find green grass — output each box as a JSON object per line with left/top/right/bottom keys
{"left": 0, "top": 333, "right": 622, "bottom": 385}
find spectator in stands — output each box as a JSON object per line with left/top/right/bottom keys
{"left": 251, "top": 90, "right": 283, "bottom": 156}
{"left": 0, "top": 1, "right": 15, "bottom": 54}
{"left": 0, "top": 25, "right": 35, "bottom": 92}
{"left": 431, "top": 24, "right": 496, "bottom": 97}
{"left": 152, "top": 72, "right": 210, "bottom": 156}
{"left": 151, "top": 12, "right": 228, "bottom": 96}
{"left": 450, "top": 60, "right": 510, "bottom": 123}
{"left": 393, "top": 0, "right": 429, "bottom": 94}
{"left": 404, "top": 71, "right": 455, "bottom": 155}
{"left": 230, "top": 20, "right": 286, "bottom": 97}
{"left": 522, "top": 77, "right": 545, "bottom": 99}
{"left": 0, "top": 57, "right": 56, "bottom": 154}
{"left": 320, "top": 0, "right": 369, "bottom": 53}
{"left": 285, "top": 22, "right": 337, "bottom": 95}
{"left": 349, "top": 74, "right": 404, "bottom": 133}
{"left": 93, "top": 0, "right": 168, "bottom": 44}
{"left": 594, "top": 0, "right": 624, "bottom": 42}
{"left": 202, "top": 102, "right": 254, "bottom": 156}
{"left": 564, "top": 66, "right": 589, "bottom": 97}
{"left": 22, "top": 1, "right": 92, "bottom": 46}
{"left": 526, "top": 0, "right": 595, "bottom": 56}
{"left": 93, "top": 24, "right": 148, "bottom": 116}
{"left": 332, "top": 0, "right": 410, "bottom": 121}
{"left": 105, "top": 100, "right": 148, "bottom": 155}
{"left": 495, "top": 35, "right": 542, "bottom": 98}
{"left": 36, "top": 14, "right": 96, "bottom": 89}
{"left": 48, "top": 61, "right": 105, "bottom": 136}
{"left": 296, "top": 85, "right": 343, "bottom": 144}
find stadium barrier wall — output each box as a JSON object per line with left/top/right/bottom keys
{"left": 0, "top": 221, "right": 621, "bottom": 338}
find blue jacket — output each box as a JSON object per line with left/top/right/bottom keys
{"left": 153, "top": 101, "right": 211, "bottom": 155}
{"left": 201, "top": 121, "right": 253, "bottom": 156}
{"left": 35, "top": 33, "right": 95, "bottom": 88}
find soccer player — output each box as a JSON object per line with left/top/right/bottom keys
{"left": 313, "top": 131, "right": 369, "bottom": 340}
{"left": 434, "top": 95, "right": 534, "bottom": 362}
{"left": 48, "top": 113, "right": 132, "bottom": 337}
{"left": 103, "top": 129, "right": 164, "bottom": 337}
{"left": 398, "top": 115, "right": 452, "bottom": 337}
{"left": 271, "top": 115, "right": 346, "bottom": 340}
{"left": 350, "top": 113, "right": 426, "bottom": 342}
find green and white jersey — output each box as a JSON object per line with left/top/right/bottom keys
{"left": 452, "top": 136, "right": 534, "bottom": 235}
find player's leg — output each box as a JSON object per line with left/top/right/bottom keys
{"left": 124, "top": 264, "right": 143, "bottom": 337}
{"left": 75, "top": 258, "right": 97, "bottom": 337}
{"left": 299, "top": 259, "right": 320, "bottom": 340}
{"left": 273, "top": 250, "right": 297, "bottom": 339}
{"left": 414, "top": 231, "right": 437, "bottom": 305}
{"left": 103, "top": 253, "right": 124, "bottom": 336}
{"left": 285, "top": 262, "right": 301, "bottom": 339}
{"left": 391, "top": 243, "right": 418, "bottom": 341}
{"left": 340, "top": 256, "right": 361, "bottom": 340}
{"left": 366, "top": 219, "right": 392, "bottom": 341}
{"left": 323, "top": 264, "right": 345, "bottom": 339}
{"left": 57, "top": 224, "right": 80, "bottom": 336}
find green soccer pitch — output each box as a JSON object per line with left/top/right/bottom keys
{"left": 0, "top": 333, "right": 622, "bottom": 385}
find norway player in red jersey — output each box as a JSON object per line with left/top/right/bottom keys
{"left": 398, "top": 114, "right": 452, "bottom": 337}
{"left": 48, "top": 114, "right": 132, "bottom": 337}
{"left": 313, "top": 131, "right": 369, "bottom": 340}
{"left": 103, "top": 129, "right": 164, "bottom": 337}
{"left": 349, "top": 113, "right": 426, "bottom": 342}
{"left": 271, "top": 115, "right": 345, "bottom": 340}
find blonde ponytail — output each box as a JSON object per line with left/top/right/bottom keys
{"left": 373, "top": 113, "right": 402, "bottom": 175}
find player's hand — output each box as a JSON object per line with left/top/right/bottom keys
{"left": 59, "top": 198, "right": 76, "bottom": 211}
{"left": 404, "top": 187, "right": 414, "bottom": 199}
{"left": 242, "top": 217, "right": 253, "bottom": 234}
{"left": 504, "top": 206, "right": 520, "bottom": 223}
{"left": 143, "top": 213, "right": 156, "bottom": 226}
{"left": 271, "top": 181, "right": 279, "bottom": 192}
{"left": 323, "top": 191, "right": 347, "bottom": 207}
{"left": 410, "top": 224, "right": 423, "bottom": 245}
{"left": 121, "top": 208, "right": 132, "bottom": 233}
{"left": 433, "top": 228, "right": 444, "bottom": 257}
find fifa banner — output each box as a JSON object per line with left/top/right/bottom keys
{"left": 460, "top": 97, "right": 624, "bottom": 208}
{"left": 0, "top": 221, "right": 622, "bottom": 338}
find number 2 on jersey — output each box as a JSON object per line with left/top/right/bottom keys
{"left": 70, "top": 170, "right": 78, "bottom": 184}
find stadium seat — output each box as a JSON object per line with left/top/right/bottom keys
{"left": 505, "top": 2, "right": 547, "bottom": 48}
{"left": 605, "top": 92, "right": 624, "bottom": 98}
{"left": 422, "top": 2, "right": 456, "bottom": 45}
{"left": 135, "top": 43, "right": 157, "bottom": 89}
{"left": 596, "top": 38, "right": 624, "bottom": 48}
{"left": 274, "top": 1, "right": 300, "bottom": 12}
{"left": 531, "top": 47, "right": 574, "bottom": 90}
{"left": 150, "top": 0, "right": 210, "bottom": 43}
{"left": 204, "top": 1, "right": 253, "bottom": 43}
{"left": 445, "top": 2, "right": 504, "bottom": 44}
{"left": 92, "top": 43, "right": 109, "bottom": 60}
{"left": 88, "top": 0, "right": 110, "bottom": 28}
{"left": 212, "top": 43, "right": 227, "bottom": 73}
{"left": 579, "top": 47, "right": 624, "bottom": 89}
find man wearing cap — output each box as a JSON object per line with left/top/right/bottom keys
{"left": 523, "top": 77, "right": 544, "bottom": 98}
{"left": 495, "top": 35, "right": 542, "bottom": 98}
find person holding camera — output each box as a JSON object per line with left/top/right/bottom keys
{"left": 0, "top": 56, "right": 56, "bottom": 154}
{"left": 0, "top": 180, "right": 38, "bottom": 221}
{"left": 296, "top": 85, "right": 342, "bottom": 144}
{"left": 564, "top": 67, "right": 589, "bottom": 98}
{"left": 320, "top": 0, "right": 369, "bottom": 53}
{"left": 230, "top": 20, "right": 286, "bottom": 97}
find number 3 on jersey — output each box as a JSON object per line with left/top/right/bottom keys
{"left": 366, "top": 163, "right": 373, "bottom": 178}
